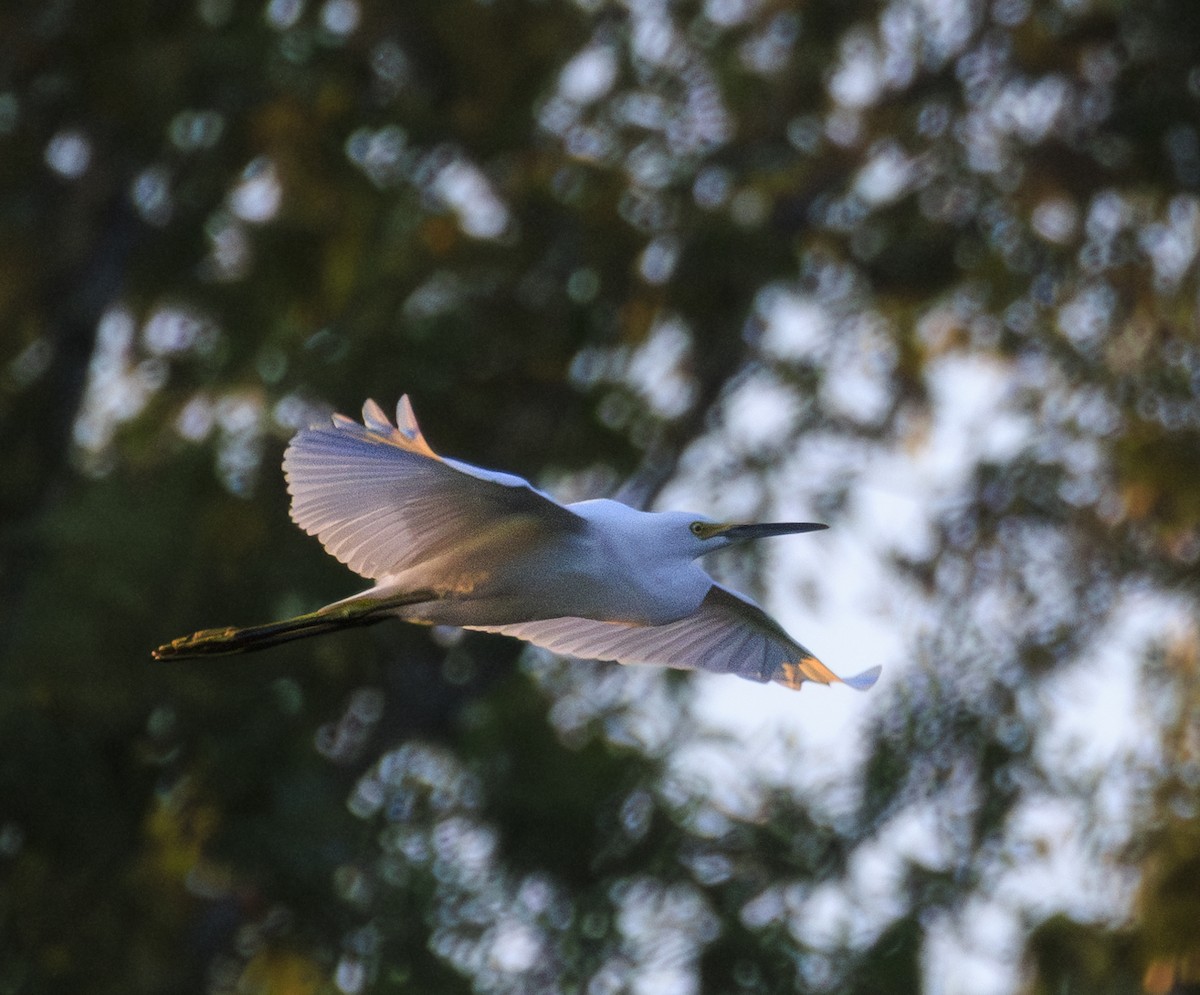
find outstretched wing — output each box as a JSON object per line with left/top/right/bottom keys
{"left": 469, "top": 584, "right": 881, "bottom": 691}
{"left": 284, "top": 396, "right": 583, "bottom": 580}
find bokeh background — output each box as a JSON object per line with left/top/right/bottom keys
{"left": 3, "top": 0, "right": 1199, "bottom": 992}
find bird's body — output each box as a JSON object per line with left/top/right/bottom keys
{"left": 155, "top": 396, "right": 880, "bottom": 693}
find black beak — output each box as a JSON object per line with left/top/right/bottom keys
{"left": 720, "top": 522, "right": 828, "bottom": 541}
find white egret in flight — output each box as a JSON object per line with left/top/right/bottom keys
{"left": 154, "top": 397, "right": 881, "bottom": 692}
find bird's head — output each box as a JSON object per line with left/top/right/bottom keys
{"left": 680, "top": 514, "right": 828, "bottom": 557}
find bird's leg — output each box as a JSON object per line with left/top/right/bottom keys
{"left": 152, "top": 590, "right": 437, "bottom": 660}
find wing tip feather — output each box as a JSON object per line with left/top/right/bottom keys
{"left": 776, "top": 656, "right": 881, "bottom": 691}
{"left": 841, "top": 665, "right": 882, "bottom": 691}
{"left": 396, "top": 394, "right": 419, "bottom": 437}
{"left": 362, "top": 398, "right": 392, "bottom": 434}
{"left": 281, "top": 395, "right": 439, "bottom": 465}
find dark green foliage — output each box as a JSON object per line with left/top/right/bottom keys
{"left": 2, "top": 0, "right": 1200, "bottom": 992}
{"left": 1024, "top": 915, "right": 1142, "bottom": 995}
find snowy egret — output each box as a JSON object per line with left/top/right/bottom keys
{"left": 154, "top": 397, "right": 880, "bottom": 692}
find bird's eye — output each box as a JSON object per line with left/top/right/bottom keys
{"left": 690, "top": 522, "right": 706, "bottom": 537}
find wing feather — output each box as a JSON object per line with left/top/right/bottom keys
{"left": 469, "top": 584, "right": 881, "bottom": 691}
{"left": 283, "top": 396, "right": 583, "bottom": 580}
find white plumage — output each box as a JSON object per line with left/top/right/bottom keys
{"left": 156, "top": 396, "right": 881, "bottom": 693}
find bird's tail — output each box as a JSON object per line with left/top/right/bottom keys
{"left": 152, "top": 592, "right": 430, "bottom": 660}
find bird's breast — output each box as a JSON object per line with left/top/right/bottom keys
{"left": 382, "top": 522, "right": 710, "bottom": 628}
{"left": 566, "top": 530, "right": 710, "bottom": 626}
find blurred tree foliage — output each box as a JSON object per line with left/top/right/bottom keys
{"left": 1, "top": 0, "right": 1198, "bottom": 993}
